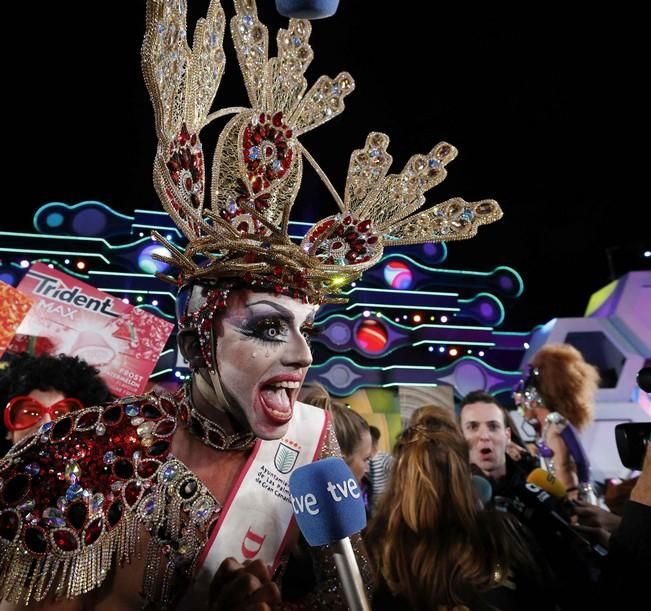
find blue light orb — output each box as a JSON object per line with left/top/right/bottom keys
{"left": 45, "top": 212, "right": 64, "bottom": 228}
{"left": 138, "top": 244, "right": 171, "bottom": 275}
{"left": 383, "top": 261, "right": 413, "bottom": 290}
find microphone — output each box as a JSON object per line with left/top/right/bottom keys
{"left": 471, "top": 474, "right": 493, "bottom": 509}
{"left": 275, "top": 0, "right": 340, "bottom": 19}
{"left": 289, "top": 457, "right": 371, "bottom": 611}
{"left": 527, "top": 468, "right": 574, "bottom": 518}
{"left": 496, "top": 478, "right": 607, "bottom": 562}
{"left": 527, "top": 468, "right": 567, "bottom": 499}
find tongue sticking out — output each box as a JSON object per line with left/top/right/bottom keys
{"left": 261, "top": 387, "right": 291, "bottom": 414}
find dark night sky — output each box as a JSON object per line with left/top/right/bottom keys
{"left": 7, "top": 2, "right": 649, "bottom": 331}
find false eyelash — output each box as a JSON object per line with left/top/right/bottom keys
{"left": 301, "top": 324, "right": 322, "bottom": 345}
{"left": 238, "top": 316, "right": 289, "bottom": 344}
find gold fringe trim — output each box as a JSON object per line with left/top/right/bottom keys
{"left": 0, "top": 509, "right": 140, "bottom": 604}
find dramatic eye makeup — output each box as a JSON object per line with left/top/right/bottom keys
{"left": 300, "top": 322, "right": 321, "bottom": 346}
{"left": 237, "top": 315, "right": 290, "bottom": 344}
{"left": 232, "top": 299, "right": 316, "bottom": 346}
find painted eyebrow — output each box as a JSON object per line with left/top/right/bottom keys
{"left": 246, "top": 300, "right": 315, "bottom": 325}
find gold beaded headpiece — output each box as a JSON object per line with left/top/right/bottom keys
{"left": 142, "top": 0, "right": 503, "bottom": 303}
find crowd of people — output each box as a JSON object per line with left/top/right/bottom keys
{"left": 2, "top": 349, "right": 647, "bottom": 610}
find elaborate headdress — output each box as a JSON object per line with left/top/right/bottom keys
{"left": 142, "top": 0, "right": 502, "bottom": 304}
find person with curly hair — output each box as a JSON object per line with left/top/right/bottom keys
{"left": 0, "top": 352, "right": 113, "bottom": 455}
{"left": 366, "top": 404, "right": 555, "bottom": 611}
{"left": 516, "top": 343, "right": 600, "bottom": 501}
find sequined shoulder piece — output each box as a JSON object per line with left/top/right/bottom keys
{"left": 0, "top": 392, "right": 178, "bottom": 605}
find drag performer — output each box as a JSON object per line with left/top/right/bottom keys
{"left": 0, "top": 0, "right": 502, "bottom": 608}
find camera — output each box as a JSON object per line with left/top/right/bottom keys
{"left": 615, "top": 422, "right": 651, "bottom": 470}
{"left": 615, "top": 366, "right": 651, "bottom": 470}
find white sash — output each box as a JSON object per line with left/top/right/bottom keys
{"left": 180, "top": 401, "right": 328, "bottom": 607}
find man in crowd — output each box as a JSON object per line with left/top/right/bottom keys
{"left": 459, "top": 390, "right": 537, "bottom": 494}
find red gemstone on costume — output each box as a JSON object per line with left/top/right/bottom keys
{"left": 159, "top": 398, "right": 176, "bottom": 416}
{"left": 102, "top": 405, "right": 123, "bottom": 426}
{"left": 2, "top": 474, "right": 30, "bottom": 504}
{"left": 272, "top": 112, "right": 283, "bottom": 127}
{"left": 107, "top": 501, "right": 123, "bottom": 529}
{"left": 67, "top": 502, "right": 88, "bottom": 530}
{"left": 84, "top": 518, "right": 103, "bottom": 545}
{"left": 24, "top": 526, "right": 48, "bottom": 554}
{"left": 137, "top": 461, "right": 160, "bottom": 479}
{"left": 142, "top": 405, "right": 162, "bottom": 420}
{"left": 147, "top": 440, "right": 170, "bottom": 457}
{"left": 124, "top": 481, "right": 142, "bottom": 507}
{"left": 77, "top": 411, "right": 100, "bottom": 429}
{"left": 53, "top": 529, "right": 78, "bottom": 551}
{"left": 113, "top": 459, "right": 134, "bottom": 480}
{"left": 0, "top": 511, "right": 19, "bottom": 540}
{"left": 51, "top": 416, "right": 73, "bottom": 441}
{"left": 178, "top": 124, "right": 190, "bottom": 145}
{"left": 155, "top": 420, "right": 175, "bottom": 436}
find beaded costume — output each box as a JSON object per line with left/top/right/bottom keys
{"left": 0, "top": 0, "right": 503, "bottom": 607}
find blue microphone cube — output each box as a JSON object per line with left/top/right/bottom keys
{"left": 289, "top": 457, "right": 367, "bottom": 546}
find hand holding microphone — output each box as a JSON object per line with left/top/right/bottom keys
{"left": 525, "top": 468, "right": 611, "bottom": 556}
{"left": 289, "top": 457, "right": 371, "bottom": 611}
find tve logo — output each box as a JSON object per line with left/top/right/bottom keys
{"left": 289, "top": 457, "right": 366, "bottom": 546}
{"left": 291, "top": 477, "right": 361, "bottom": 515}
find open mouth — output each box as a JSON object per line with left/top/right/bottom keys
{"left": 479, "top": 448, "right": 493, "bottom": 459}
{"left": 258, "top": 378, "right": 301, "bottom": 425}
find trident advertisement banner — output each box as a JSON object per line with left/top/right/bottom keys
{"left": 0, "top": 280, "right": 34, "bottom": 358}
{"left": 9, "top": 263, "right": 174, "bottom": 397}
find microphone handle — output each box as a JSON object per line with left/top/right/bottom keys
{"left": 331, "top": 538, "right": 372, "bottom": 611}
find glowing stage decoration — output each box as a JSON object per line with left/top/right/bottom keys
{"left": 1, "top": 200, "right": 537, "bottom": 395}
{"left": 383, "top": 260, "right": 414, "bottom": 289}
{"left": 308, "top": 355, "right": 522, "bottom": 397}
{"left": 138, "top": 244, "right": 171, "bottom": 275}
{"left": 34, "top": 201, "right": 134, "bottom": 239}
{"left": 355, "top": 319, "right": 389, "bottom": 354}
{"left": 317, "top": 312, "right": 505, "bottom": 358}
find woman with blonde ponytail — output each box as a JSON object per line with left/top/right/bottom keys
{"left": 366, "top": 404, "right": 555, "bottom": 611}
